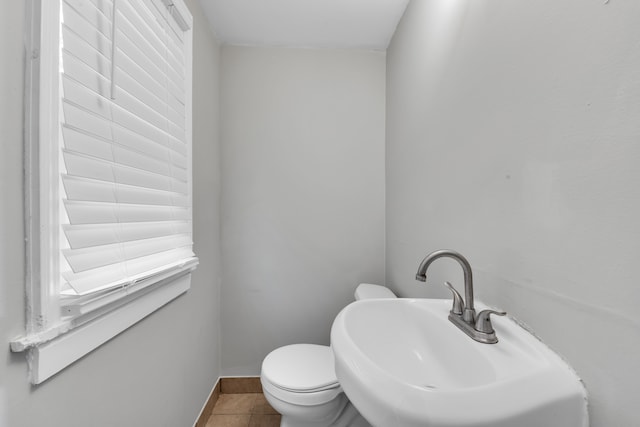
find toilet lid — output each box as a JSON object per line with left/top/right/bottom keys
{"left": 262, "top": 344, "right": 339, "bottom": 392}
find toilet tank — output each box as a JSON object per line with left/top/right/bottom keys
{"left": 354, "top": 283, "right": 396, "bottom": 300}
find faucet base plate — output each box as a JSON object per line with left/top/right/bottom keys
{"left": 448, "top": 312, "right": 499, "bottom": 344}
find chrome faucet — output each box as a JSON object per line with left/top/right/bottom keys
{"left": 416, "top": 249, "right": 505, "bottom": 344}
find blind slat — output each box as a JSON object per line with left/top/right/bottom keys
{"left": 63, "top": 150, "right": 189, "bottom": 194}
{"left": 62, "top": 175, "right": 189, "bottom": 207}
{"left": 64, "top": 201, "right": 190, "bottom": 224}
{"left": 63, "top": 221, "right": 191, "bottom": 249}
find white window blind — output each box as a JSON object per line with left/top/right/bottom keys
{"left": 58, "top": 0, "right": 197, "bottom": 314}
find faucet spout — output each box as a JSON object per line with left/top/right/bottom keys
{"left": 415, "top": 249, "right": 475, "bottom": 322}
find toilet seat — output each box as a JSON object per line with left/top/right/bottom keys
{"left": 261, "top": 344, "right": 342, "bottom": 406}
{"left": 262, "top": 377, "right": 343, "bottom": 406}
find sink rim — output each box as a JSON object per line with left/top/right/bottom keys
{"left": 336, "top": 298, "right": 554, "bottom": 390}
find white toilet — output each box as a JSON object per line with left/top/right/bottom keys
{"left": 260, "top": 284, "right": 397, "bottom": 427}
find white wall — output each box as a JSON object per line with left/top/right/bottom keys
{"left": 0, "top": 1, "right": 222, "bottom": 425}
{"left": 220, "top": 46, "right": 386, "bottom": 375}
{"left": 386, "top": 0, "right": 640, "bottom": 425}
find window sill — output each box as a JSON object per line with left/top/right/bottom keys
{"left": 11, "top": 271, "right": 193, "bottom": 384}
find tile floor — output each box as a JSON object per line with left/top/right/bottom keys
{"left": 205, "top": 393, "right": 282, "bottom": 427}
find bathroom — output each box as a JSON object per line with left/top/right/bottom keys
{"left": 0, "top": 0, "right": 638, "bottom": 426}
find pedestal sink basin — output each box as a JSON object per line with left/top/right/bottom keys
{"left": 330, "top": 298, "right": 588, "bottom": 427}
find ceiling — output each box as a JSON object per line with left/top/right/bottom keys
{"left": 197, "top": 0, "right": 410, "bottom": 51}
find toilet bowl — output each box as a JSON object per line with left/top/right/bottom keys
{"left": 260, "top": 284, "right": 396, "bottom": 427}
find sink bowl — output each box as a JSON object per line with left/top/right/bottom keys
{"left": 330, "top": 298, "right": 588, "bottom": 427}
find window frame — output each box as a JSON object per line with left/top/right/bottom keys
{"left": 11, "top": 0, "right": 195, "bottom": 384}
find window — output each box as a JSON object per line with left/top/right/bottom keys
{"left": 11, "top": 0, "right": 196, "bottom": 384}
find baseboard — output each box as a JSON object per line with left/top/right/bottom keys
{"left": 221, "top": 376, "right": 262, "bottom": 393}
{"left": 193, "top": 379, "right": 221, "bottom": 427}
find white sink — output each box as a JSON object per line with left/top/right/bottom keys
{"left": 330, "top": 298, "right": 588, "bottom": 427}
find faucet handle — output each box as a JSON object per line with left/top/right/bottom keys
{"left": 474, "top": 309, "right": 506, "bottom": 334}
{"left": 443, "top": 281, "right": 464, "bottom": 315}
